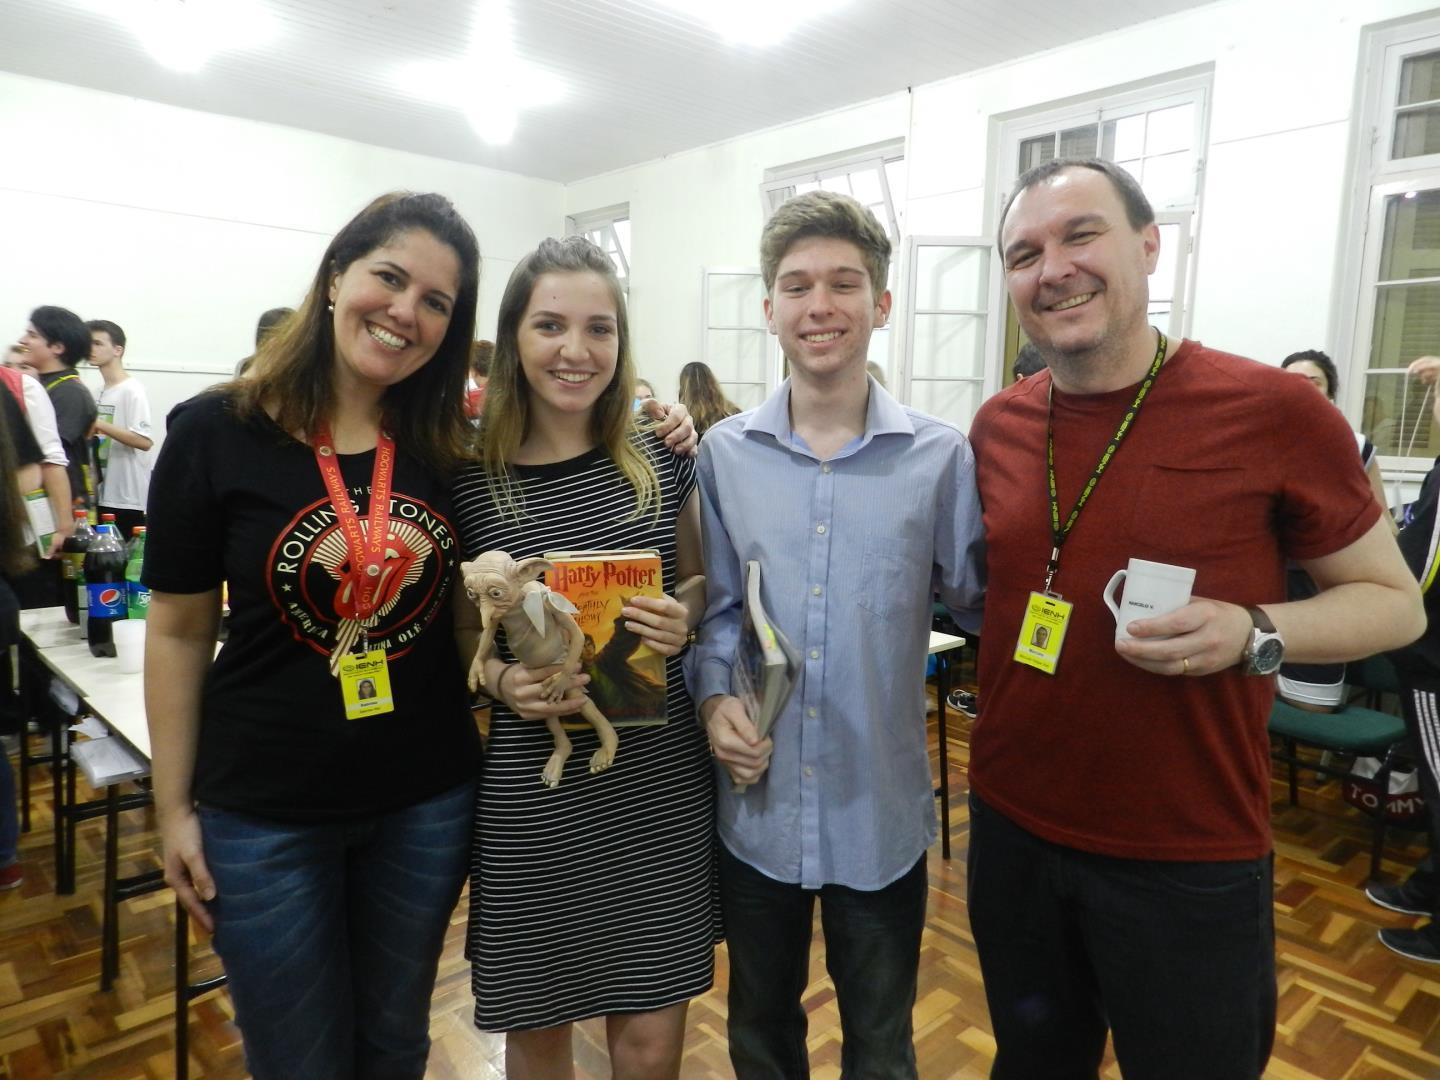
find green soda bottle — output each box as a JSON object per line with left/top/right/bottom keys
{"left": 125, "top": 526, "right": 149, "bottom": 620}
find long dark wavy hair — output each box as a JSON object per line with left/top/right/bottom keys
{"left": 677, "top": 361, "right": 740, "bottom": 436}
{"left": 227, "top": 191, "right": 480, "bottom": 474}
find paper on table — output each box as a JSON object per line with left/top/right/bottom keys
{"left": 70, "top": 735, "right": 149, "bottom": 786}
{"left": 69, "top": 715, "right": 107, "bottom": 738}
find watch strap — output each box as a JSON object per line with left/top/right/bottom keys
{"left": 1245, "top": 605, "right": 1276, "bottom": 634}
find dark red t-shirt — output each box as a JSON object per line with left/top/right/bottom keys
{"left": 968, "top": 341, "right": 1380, "bottom": 860}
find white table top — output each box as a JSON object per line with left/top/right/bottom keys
{"left": 21, "top": 607, "right": 151, "bottom": 762}
{"left": 928, "top": 630, "right": 966, "bottom": 656}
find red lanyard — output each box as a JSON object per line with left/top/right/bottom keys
{"left": 312, "top": 423, "right": 395, "bottom": 623}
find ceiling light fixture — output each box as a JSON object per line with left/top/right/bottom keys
{"left": 648, "top": 0, "right": 847, "bottom": 47}
{"left": 70, "top": 0, "right": 277, "bottom": 74}
{"left": 393, "top": 1, "right": 564, "bottom": 147}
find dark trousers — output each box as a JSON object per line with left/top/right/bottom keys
{"left": 967, "top": 794, "right": 1276, "bottom": 1080}
{"left": 719, "top": 844, "right": 927, "bottom": 1079}
{"left": 1392, "top": 658, "right": 1440, "bottom": 919}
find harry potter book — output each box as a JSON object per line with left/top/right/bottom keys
{"left": 734, "top": 559, "right": 799, "bottom": 741}
{"left": 543, "top": 549, "right": 669, "bottom": 728}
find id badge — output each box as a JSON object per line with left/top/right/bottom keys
{"left": 339, "top": 648, "right": 395, "bottom": 719}
{"left": 1013, "top": 591, "right": 1073, "bottom": 675}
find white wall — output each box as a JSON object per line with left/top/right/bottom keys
{"left": 565, "top": 0, "right": 1440, "bottom": 405}
{"left": 0, "top": 71, "right": 565, "bottom": 436}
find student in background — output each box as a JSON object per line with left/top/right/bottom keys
{"left": 86, "top": 320, "right": 153, "bottom": 539}
{"left": 1012, "top": 341, "right": 1047, "bottom": 381}
{"left": 687, "top": 191, "right": 984, "bottom": 1078}
{"left": 464, "top": 338, "right": 493, "bottom": 419}
{"left": 18, "top": 306, "right": 95, "bottom": 516}
{"left": 235, "top": 307, "right": 295, "bottom": 377}
{"left": 1, "top": 344, "right": 72, "bottom": 564}
{"left": 453, "top": 235, "right": 714, "bottom": 1079}
{"left": 677, "top": 360, "right": 739, "bottom": 437}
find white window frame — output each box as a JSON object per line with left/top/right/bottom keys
{"left": 760, "top": 139, "right": 906, "bottom": 243}
{"left": 1335, "top": 15, "right": 1440, "bottom": 480}
{"left": 700, "top": 267, "right": 780, "bottom": 406}
{"left": 566, "top": 203, "right": 630, "bottom": 286}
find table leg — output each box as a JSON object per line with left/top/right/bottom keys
{"left": 101, "top": 783, "right": 119, "bottom": 990}
{"left": 176, "top": 902, "right": 190, "bottom": 1080}
{"left": 937, "top": 651, "right": 951, "bottom": 861}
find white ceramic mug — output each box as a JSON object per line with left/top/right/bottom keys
{"left": 1102, "top": 558, "right": 1196, "bottom": 641}
{"left": 112, "top": 620, "right": 145, "bottom": 675}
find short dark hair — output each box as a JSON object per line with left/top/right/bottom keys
{"left": 30, "top": 306, "right": 91, "bottom": 367}
{"left": 470, "top": 339, "right": 494, "bottom": 378}
{"left": 255, "top": 307, "right": 294, "bottom": 347}
{"left": 1012, "top": 342, "right": 1047, "bottom": 380}
{"left": 1281, "top": 349, "right": 1339, "bottom": 401}
{"left": 998, "top": 158, "right": 1155, "bottom": 254}
{"left": 85, "top": 319, "right": 126, "bottom": 350}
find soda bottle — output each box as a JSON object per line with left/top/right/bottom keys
{"left": 60, "top": 509, "right": 94, "bottom": 626}
{"left": 84, "top": 518, "right": 127, "bottom": 657}
{"left": 125, "top": 527, "right": 149, "bottom": 620}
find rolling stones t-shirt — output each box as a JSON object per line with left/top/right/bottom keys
{"left": 144, "top": 392, "right": 480, "bottom": 822}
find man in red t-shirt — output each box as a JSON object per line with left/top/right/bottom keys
{"left": 967, "top": 159, "right": 1424, "bottom": 1079}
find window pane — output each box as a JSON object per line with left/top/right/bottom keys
{"left": 885, "top": 159, "right": 907, "bottom": 206}
{"left": 706, "top": 329, "right": 770, "bottom": 384}
{"left": 706, "top": 274, "right": 767, "bottom": 328}
{"left": 848, "top": 168, "right": 882, "bottom": 206}
{"left": 909, "top": 380, "right": 984, "bottom": 431}
{"left": 1018, "top": 134, "right": 1055, "bottom": 173}
{"left": 725, "top": 382, "right": 767, "bottom": 410}
{"left": 1139, "top": 150, "right": 1194, "bottom": 208}
{"left": 867, "top": 327, "right": 891, "bottom": 373}
{"left": 794, "top": 180, "right": 820, "bottom": 195}
{"left": 1363, "top": 371, "right": 1438, "bottom": 457}
{"left": 818, "top": 174, "right": 852, "bottom": 196}
{"left": 910, "top": 314, "right": 986, "bottom": 378}
{"left": 1377, "top": 189, "right": 1440, "bottom": 283}
{"left": 1101, "top": 114, "right": 1146, "bottom": 162}
{"left": 1368, "top": 283, "right": 1440, "bottom": 374}
{"left": 913, "top": 245, "right": 988, "bottom": 310}
{"left": 1394, "top": 106, "right": 1440, "bottom": 159}
{"left": 613, "top": 219, "right": 631, "bottom": 264}
{"left": 1399, "top": 50, "right": 1440, "bottom": 107}
{"left": 1149, "top": 223, "right": 1182, "bottom": 304}
{"left": 1144, "top": 103, "right": 1194, "bottom": 157}
{"left": 1058, "top": 125, "right": 1098, "bottom": 159}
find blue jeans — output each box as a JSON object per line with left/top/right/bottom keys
{"left": 967, "top": 793, "right": 1276, "bottom": 1080}
{"left": 719, "top": 844, "right": 927, "bottom": 1079}
{"left": 199, "top": 780, "right": 475, "bottom": 1080}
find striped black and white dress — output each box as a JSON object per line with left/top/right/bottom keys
{"left": 452, "top": 436, "right": 720, "bottom": 1032}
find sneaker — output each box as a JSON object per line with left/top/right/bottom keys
{"left": 1380, "top": 926, "right": 1440, "bottom": 964}
{"left": 1367, "top": 880, "right": 1437, "bottom": 918}
{"left": 946, "top": 688, "right": 977, "bottom": 718}
{"left": 0, "top": 863, "right": 21, "bottom": 891}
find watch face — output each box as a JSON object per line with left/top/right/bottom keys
{"left": 1254, "top": 637, "right": 1284, "bottom": 673}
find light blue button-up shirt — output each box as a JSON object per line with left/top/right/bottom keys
{"left": 684, "top": 378, "right": 985, "bottom": 890}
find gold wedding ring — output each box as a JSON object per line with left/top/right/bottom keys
{"left": 1181, "top": 657, "right": 1190, "bottom": 675}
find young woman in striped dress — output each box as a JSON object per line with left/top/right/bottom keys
{"left": 452, "top": 235, "right": 718, "bottom": 1078}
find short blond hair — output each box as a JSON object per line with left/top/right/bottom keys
{"left": 760, "top": 191, "right": 891, "bottom": 300}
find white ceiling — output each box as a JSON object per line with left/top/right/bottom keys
{"left": 0, "top": 0, "right": 1220, "bottom": 183}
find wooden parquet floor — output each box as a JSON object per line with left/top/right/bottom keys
{"left": 0, "top": 694, "right": 1435, "bottom": 1079}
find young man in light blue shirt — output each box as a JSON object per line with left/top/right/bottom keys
{"left": 685, "top": 190, "right": 985, "bottom": 1077}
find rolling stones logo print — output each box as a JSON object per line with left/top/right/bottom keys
{"left": 267, "top": 487, "right": 454, "bottom": 658}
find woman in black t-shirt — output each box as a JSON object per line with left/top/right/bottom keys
{"left": 143, "top": 193, "right": 484, "bottom": 1079}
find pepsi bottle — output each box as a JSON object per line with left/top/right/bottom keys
{"left": 84, "top": 519, "right": 127, "bottom": 657}
{"left": 60, "top": 509, "right": 94, "bottom": 626}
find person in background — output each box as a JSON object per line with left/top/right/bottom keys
{"left": 235, "top": 306, "right": 296, "bottom": 377}
{"left": 86, "top": 320, "right": 153, "bottom": 539}
{"left": 687, "top": 191, "right": 985, "bottom": 1078}
{"left": 453, "top": 235, "right": 714, "bottom": 1079}
{"left": 1368, "top": 353, "right": 1440, "bottom": 963}
{"left": 0, "top": 383, "right": 46, "bottom": 890}
{"left": 677, "top": 360, "right": 740, "bottom": 437}
{"left": 1012, "top": 341, "right": 1047, "bottom": 381}
{"left": 968, "top": 157, "right": 1423, "bottom": 1078}
{"left": 144, "top": 192, "right": 486, "bottom": 1078}
{"left": 0, "top": 344, "right": 72, "bottom": 567}
{"left": 1281, "top": 349, "right": 1392, "bottom": 529}
{"left": 464, "top": 338, "right": 493, "bottom": 420}
{"left": 18, "top": 306, "right": 95, "bottom": 517}
{"left": 633, "top": 376, "right": 655, "bottom": 411}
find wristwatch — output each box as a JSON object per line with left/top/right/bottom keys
{"left": 1240, "top": 606, "right": 1284, "bottom": 676}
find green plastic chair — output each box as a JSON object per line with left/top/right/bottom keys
{"left": 1268, "top": 697, "right": 1409, "bottom": 880}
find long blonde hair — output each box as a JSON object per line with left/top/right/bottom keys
{"left": 479, "top": 236, "right": 658, "bottom": 519}
{"left": 677, "top": 361, "right": 740, "bottom": 436}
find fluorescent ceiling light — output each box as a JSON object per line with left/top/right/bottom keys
{"left": 71, "top": 0, "right": 277, "bottom": 73}
{"left": 393, "top": 2, "right": 564, "bottom": 147}
{"left": 649, "top": 0, "right": 847, "bottom": 46}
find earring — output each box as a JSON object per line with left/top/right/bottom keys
{"left": 327, "top": 302, "right": 335, "bottom": 313}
